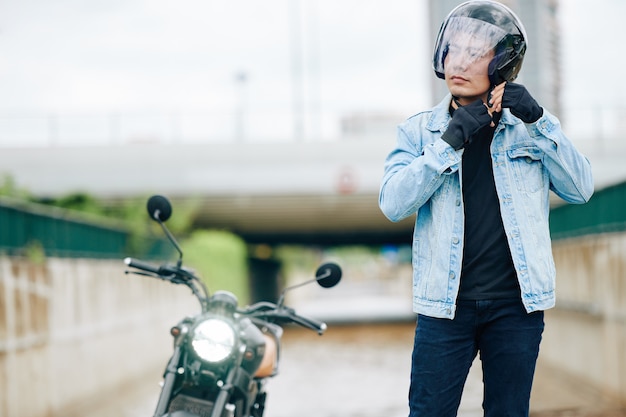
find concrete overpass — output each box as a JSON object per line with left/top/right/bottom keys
{"left": 0, "top": 136, "right": 623, "bottom": 245}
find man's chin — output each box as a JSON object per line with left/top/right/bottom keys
{"left": 449, "top": 88, "right": 488, "bottom": 104}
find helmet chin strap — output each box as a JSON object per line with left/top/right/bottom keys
{"left": 487, "top": 85, "right": 496, "bottom": 108}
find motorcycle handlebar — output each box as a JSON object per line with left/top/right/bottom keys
{"left": 126, "top": 257, "right": 328, "bottom": 334}
{"left": 124, "top": 257, "right": 160, "bottom": 274}
{"left": 290, "top": 313, "right": 328, "bottom": 335}
{"left": 124, "top": 257, "right": 193, "bottom": 281}
{"left": 249, "top": 307, "right": 327, "bottom": 335}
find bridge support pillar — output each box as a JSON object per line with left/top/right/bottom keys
{"left": 248, "top": 256, "right": 281, "bottom": 303}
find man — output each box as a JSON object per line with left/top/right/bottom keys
{"left": 378, "top": 1, "right": 594, "bottom": 416}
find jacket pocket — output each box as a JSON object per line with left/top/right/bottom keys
{"left": 506, "top": 146, "right": 545, "bottom": 193}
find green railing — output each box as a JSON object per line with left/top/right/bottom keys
{"left": 550, "top": 181, "right": 626, "bottom": 240}
{"left": 0, "top": 196, "right": 172, "bottom": 259}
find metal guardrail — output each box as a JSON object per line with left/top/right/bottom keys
{"left": 0, "top": 196, "right": 171, "bottom": 259}
{"left": 549, "top": 180, "right": 626, "bottom": 240}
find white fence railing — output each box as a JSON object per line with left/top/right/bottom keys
{"left": 3, "top": 105, "right": 618, "bottom": 148}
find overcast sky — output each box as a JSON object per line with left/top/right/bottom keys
{"left": 0, "top": 1, "right": 427, "bottom": 110}
{"left": 0, "top": 0, "right": 621, "bottom": 144}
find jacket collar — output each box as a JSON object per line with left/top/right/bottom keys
{"left": 426, "top": 93, "right": 520, "bottom": 132}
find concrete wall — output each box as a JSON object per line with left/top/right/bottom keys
{"left": 2, "top": 231, "right": 625, "bottom": 416}
{"left": 0, "top": 256, "right": 196, "bottom": 417}
{"left": 543, "top": 233, "right": 626, "bottom": 405}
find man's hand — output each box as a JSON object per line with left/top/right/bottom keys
{"left": 495, "top": 82, "right": 543, "bottom": 123}
{"left": 442, "top": 99, "right": 493, "bottom": 150}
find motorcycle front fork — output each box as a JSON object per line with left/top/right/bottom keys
{"left": 251, "top": 392, "right": 267, "bottom": 417}
{"left": 223, "top": 403, "right": 236, "bottom": 417}
{"left": 153, "top": 347, "right": 183, "bottom": 417}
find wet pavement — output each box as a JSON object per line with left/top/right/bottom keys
{"left": 71, "top": 321, "right": 624, "bottom": 417}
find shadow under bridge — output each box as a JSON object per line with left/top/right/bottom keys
{"left": 164, "top": 139, "right": 414, "bottom": 246}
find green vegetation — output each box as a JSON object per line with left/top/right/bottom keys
{"left": 274, "top": 245, "right": 324, "bottom": 281}
{"left": 0, "top": 175, "right": 251, "bottom": 298}
{"left": 182, "top": 230, "right": 250, "bottom": 303}
{"left": 0, "top": 174, "right": 30, "bottom": 200}
{"left": 23, "top": 240, "right": 46, "bottom": 265}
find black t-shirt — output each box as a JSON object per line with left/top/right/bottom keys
{"left": 450, "top": 106, "right": 520, "bottom": 300}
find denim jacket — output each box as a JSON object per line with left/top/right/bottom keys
{"left": 379, "top": 95, "right": 594, "bottom": 319}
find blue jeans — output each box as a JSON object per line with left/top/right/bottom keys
{"left": 408, "top": 299, "right": 544, "bottom": 417}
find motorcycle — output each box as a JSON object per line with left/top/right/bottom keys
{"left": 124, "top": 195, "right": 342, "bottom": 417}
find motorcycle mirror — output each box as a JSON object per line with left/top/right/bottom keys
{"left": 147, "top": 195, "right": 172, "bottom": 222}
{"left": 146, "top": 194, "right": 184, "bottom": 266}
{"left": 315, "top": 263, "right": 342, "bottom": 288}
{"left": 276, "top": 262, "right": 342, "bottom": 308}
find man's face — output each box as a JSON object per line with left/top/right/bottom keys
{"left": 443, "top": 35, "right": 494, "bottom": 105}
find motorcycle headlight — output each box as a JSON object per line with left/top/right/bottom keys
{"left": 191, "top": 319, "right": 236, "bottom": 363}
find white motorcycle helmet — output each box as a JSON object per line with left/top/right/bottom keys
{"left": 433, "top": 0, "right": 527, "bottom": 84}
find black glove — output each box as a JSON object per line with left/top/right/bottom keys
{"left": 441, "top": 99, "right": 492, "bottom": 150}
{"left": 502, "top": 83, "right": 543, "bottom": 123}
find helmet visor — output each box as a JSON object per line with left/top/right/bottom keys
{"left": 434, "top": 16, "right": 507, "bottom": 77}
